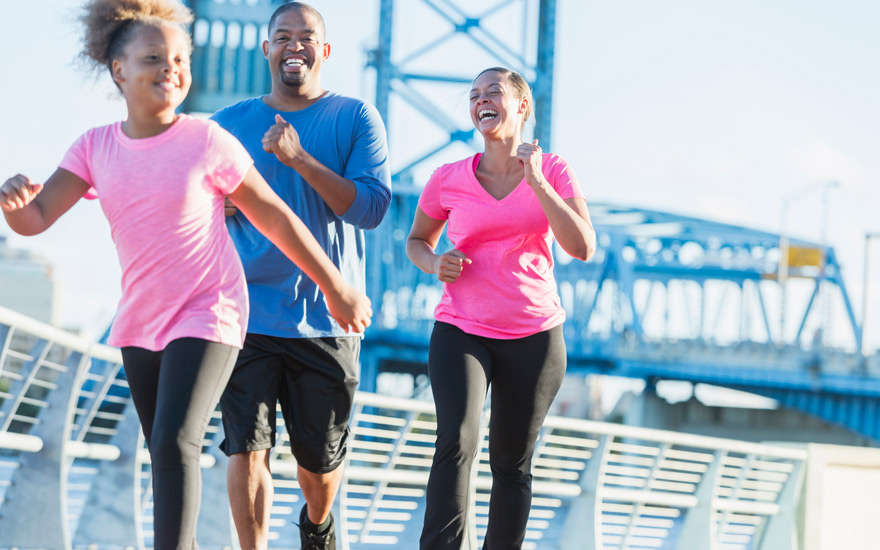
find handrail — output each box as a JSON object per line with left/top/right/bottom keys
{"left": 0, "top": 431, "right": 43, "bottom": 453}
{"left": 0, "top": 305, "right": 121, "bottom": 363}
{"left": 541, "top": 414, "right": 809, "bottom": 460}
{"left": 0, "top": 304, "right": 815, "bottom": 550}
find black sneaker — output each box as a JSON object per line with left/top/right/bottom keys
{"left": 299, "top": 504, "right": 336, "bottom": 550}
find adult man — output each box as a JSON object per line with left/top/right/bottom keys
{"left": 211, "top": 3, "right": 391, "bottom": 549}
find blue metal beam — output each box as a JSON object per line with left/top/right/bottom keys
{"left": 183, "top": 0, "right": 879, "bottom": 443}
{"left": 534, "top": 0, "right": 556, "bottom": 148}
{"left": 366, "top": 0, "right": 555, "bottom": 185}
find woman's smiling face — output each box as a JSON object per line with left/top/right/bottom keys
{"left": 469, "top": 70, "right": 528, "bottom": 140}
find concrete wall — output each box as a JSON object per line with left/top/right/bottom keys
{"left": 801, "top": 444, "right": 880, "bottom": 550}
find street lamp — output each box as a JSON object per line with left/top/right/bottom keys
{"left": 778, "top": 180, "right": 839, "bottom": 346}
{"left": 861, "top": 233, "right": 880, "bottom": 357}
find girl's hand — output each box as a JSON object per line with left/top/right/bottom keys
{"left": 516, "top": 139, "right": 545, "bottom": 188}
{"left": 434, "top": 249, "right": 472, "bottom": 284}
{"left": 0, "top": 174, "right": 43, "bottom": 212}
{"left": 326, "top": 284, "right": 373, "bottom": 334}
{"left": 224, "top": 196, "right": 238, "bottom": 216}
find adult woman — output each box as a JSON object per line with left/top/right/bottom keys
{"left": 407, "top": 67, "right": 596, "bottom": 549}
{"left": 0, "top": 1, "right": 370, "bottom": 547}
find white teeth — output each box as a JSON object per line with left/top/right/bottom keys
{"left": 478, "top": 109, "right": 497, "bottom": 121}
{"left": 285, "top": 58, "right": 305, "bottom": 66}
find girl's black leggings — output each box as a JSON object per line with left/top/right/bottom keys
{"left": 420, "top": 322, "right": 566, "bottom": 550}
{"left": 121, "top": 337, "right": 238, "bottom": 550}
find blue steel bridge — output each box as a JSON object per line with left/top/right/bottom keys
{"left": 361, "top": 191, "right": 879, "bottom": 442}
{"left": 176, "top": 0, "right": 880, "bottom": 444}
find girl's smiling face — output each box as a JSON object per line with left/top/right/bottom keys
{"left": 112, "top": 23, "right": 192, "bottom": 116}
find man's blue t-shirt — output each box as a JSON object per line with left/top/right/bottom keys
{"left": 212, "top": 93, "right": 391, "bottom": 338}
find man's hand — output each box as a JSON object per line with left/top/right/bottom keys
{"left": 262, "top": 114, "right": 305, "bottom": 167}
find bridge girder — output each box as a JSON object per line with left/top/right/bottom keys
{"left": 181, "top": 0, "right": 878, "bottom": 441}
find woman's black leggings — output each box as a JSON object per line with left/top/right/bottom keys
{"left": 121, "top": 337, "right": 238, "bottom": 550}
{"left": 420, "top": 322, "right": 566, "bottom": 550}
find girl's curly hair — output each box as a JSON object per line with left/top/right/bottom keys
{"left": 80, "top": 0, "right": 193, "bottom": 72}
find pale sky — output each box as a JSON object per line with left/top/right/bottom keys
{"left": 1, "top": 0, "right": 878, "bottom": 348}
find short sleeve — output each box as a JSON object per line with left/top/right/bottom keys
{"left": 206, "top": 122, "right": 254, "bottom": 195}
{"left": 418, "top": 166, "right": 447, "bottom": 220}
{"left": 543, "top": 154, "right": 583, "bottom": 201}
{"left": 58, "top": 132, "right": 98, "bottom": 200}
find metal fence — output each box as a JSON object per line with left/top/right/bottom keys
{"left": 0, "top": 305, "right": 806, "bottom": 550}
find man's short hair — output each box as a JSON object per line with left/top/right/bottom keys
{"left": 268, "top": 1, "right": 326, "bottom": 39}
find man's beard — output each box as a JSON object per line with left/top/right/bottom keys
{"left": 280, "top": 69, "right": 308, "bottom": 87}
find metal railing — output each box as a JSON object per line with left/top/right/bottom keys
{"left": 0, "top": 305, "right": 807, "bottom": 549}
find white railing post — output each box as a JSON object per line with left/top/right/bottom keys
{"left": 196, "top": 433, "right": 235, "bottom": 549}
{"left": 466, "top": 409, "right": 492, "bottom": 550}
{"left": 0, "top": 346, "right": 89, "bottom": 550}
{"left": 559, "top": 434, "right": 610, "bottom": 549}
{"left": 0, "top": 338, "right": 51, "bottom": 432}
{"left": 73, "top": 401, "right": 145, "bottom": 550}
{"left": 758, "top": 459, "right": 805, "bottom": 550}
{"left": 675, "top": 450, "right": 722, "bottom": 550}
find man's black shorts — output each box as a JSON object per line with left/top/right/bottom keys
{"left": 219, "top": 333, "right": 360, "bottom": 474}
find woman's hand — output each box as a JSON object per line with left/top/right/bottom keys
{"left": 325, "top": 284, "right": 373, "bottom": 334}
{"left": 0, "top": 174, "right": 43, "bottom": 212}
{"left": 434, "top": 249, "right": 472, "bottom": 284}
{"left": 516, "top": 139, "right": 545, "bottom": 189}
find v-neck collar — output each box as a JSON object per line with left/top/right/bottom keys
{"left": 468, "top": 152, "right": 525, "bottom": 203}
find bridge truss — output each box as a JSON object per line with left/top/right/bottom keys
{"left": 361, "top": 191, "right": 880, "bottom": 442}
{"left": 182, "top": 0, "right": 880, "bottom": 441}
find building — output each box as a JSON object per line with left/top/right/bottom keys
{"left": 0, "top": 235, "right": 57, "bottom": 325}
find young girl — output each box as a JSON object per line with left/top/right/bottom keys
{"left": 0, "top": 0, "right": 371, "bottom": 548}
{"left": 407, "top": 67, "right": 596, "bottom": 549}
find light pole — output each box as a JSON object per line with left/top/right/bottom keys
{"left": 861, "top": 233, "right": 880, "bottom": 357}
{"left": 778, "top": 180, "right": 839, "bottom": 345}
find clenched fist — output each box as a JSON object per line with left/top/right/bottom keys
{"left": 0, "top": 174, "right": 43, "bottom": 212}
{"left": 434, "top": 249, "right": 472, "bottom": 284}
{"left": 262, "top": 114, "right": 305, "bottom": 167}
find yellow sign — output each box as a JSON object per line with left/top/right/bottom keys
{"left": 786, "top": 246, "right": 825, "bottom": 268}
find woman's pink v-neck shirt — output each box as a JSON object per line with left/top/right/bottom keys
{"left": 59, "top": 115, "right": 253, "bottom": 351}
{"left": 418, "top": 152, "right": 584, "bottom": 339}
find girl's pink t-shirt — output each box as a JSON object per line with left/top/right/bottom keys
{"left": 418, "top": 153, "right": 585, "bottom": 339}
{"left": 59, "top": 114, "right": 253, "bottom": 351}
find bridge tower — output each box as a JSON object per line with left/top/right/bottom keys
{"left": 178, "top": 1, "right": 880, "bottom": 446}
{"left": 368, "top": 0, "right": 558, "bottom": 186}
